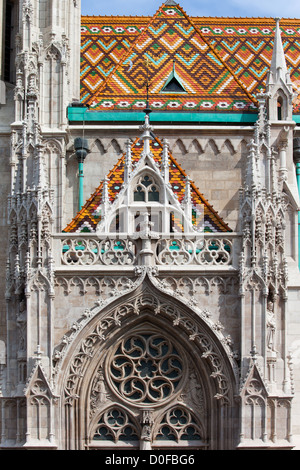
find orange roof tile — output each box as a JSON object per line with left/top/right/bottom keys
{"left": 80, "top": 3, "right": 300, "bottom": 113}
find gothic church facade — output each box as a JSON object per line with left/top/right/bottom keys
{"left": 0, "top": 0, "right": 300, "bottom": 450}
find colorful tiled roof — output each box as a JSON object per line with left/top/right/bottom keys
{"left": 80, "top": 2, "right": 300, "bottom": 113}
{"left": 63, "top": 133, "right": 231, "bottom": 233}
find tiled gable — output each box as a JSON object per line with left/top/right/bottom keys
{"left": 63, "top": 133, "right": 231, "bottom": 233}
{"left": 80, "top": 2, "right": 256, "bottom": 113}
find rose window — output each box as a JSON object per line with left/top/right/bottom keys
{"left": 107, "top": 333, "right": 185, "bottom": 406}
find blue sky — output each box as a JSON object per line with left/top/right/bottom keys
{"left": 81, "top": 0, "right": 300, "bottom": 18}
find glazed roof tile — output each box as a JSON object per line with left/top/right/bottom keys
{"left": 80, "top": 2, "right": 300, "bottom": 113}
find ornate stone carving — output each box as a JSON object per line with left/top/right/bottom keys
{"left": 90, "top": 366, "right": 111, "bottom": 416}
{"left": 155, "top": 274, "right": 238, "bottom": 297}
{"left": 57, "top": 284, "right": 236, "bottom": 407}
{"left": 57, "top": 233, "right": 239, "bottom": 267}
{"left": 155, "top": 236, "right": 233, "bottom": 266}
{"left": 140, "top": 409, "right": 154, "bottom": 449}
{"left": 178, "top": 370, "right": 205, "bottom": 416}
{"left": 266, "top": 300, "right": 277, "bottom": 354}
{"left": 107, "top": 332, "right": 186, "bottom": 407}
{"left": 92, "top": 407, "right": 139, "bottom": 443}
{"left": 61, "top": 237, "right": 137, "bottom": 266}
{"left": 153, "top": 406, "right": 203, "bottom": 443}
{"left": 55, "top": 274, "right": 136, "bottom": 297}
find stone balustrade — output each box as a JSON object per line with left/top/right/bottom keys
{"left": 54, "top": 232, "right": 241, "bottom": 270}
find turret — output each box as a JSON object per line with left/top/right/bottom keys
{"left": 13, "top": 0, "right": 81, "bottom": 129}
{"left": 266, "top": 18, "right": 294, "bottom": 121}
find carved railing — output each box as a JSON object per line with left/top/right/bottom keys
{"left": 53, "top": 233, "right": 241, "bottom": 269}
{"left": 59, "top": 237, "right": 137, "bottom": 266}
{"left": 155, "top": 236, "right": 234, "bottom": 266}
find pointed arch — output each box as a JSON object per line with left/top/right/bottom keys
{"left": 243, "top": 269, "right": 266, "bottom": 293}
{"left": 28, "top": 270, "right": 53, "bottom": 296}
{"left": 274, "top": 88, "right": 289, "bottom": 121}
{"left": 205, "top": 139, "right": 220, "bottom": 156}
{"left": 173, "top": 138, "right": 187, "bottom": 155}
{"left": 152, "top": 404, "right": 206, "bottom": 447}
{"left": 222, "top": 139, "right": 236, "bottom": 156}
{"left": 25, "top": 363, "right": 56, "bottom": 445}
{"left": 89, "top": 404, "right": 141, "bottom": 447}
{"left": 44, "top": 138, "right": 63, "bottom": 155}
{"left": 188, "top": 139, "right": 203, "bottom": 154}
{"left": 240, "top": 364, "right": 269, "bottom": 443}
{"left": 109, "top": 139, "right": 122, "bottom": 155}
{"left": 42, "top": 43, "right": 63, "bottom": 127}
{"left": 45, "top": 42, "right": 62, "bottom": 62}
{"left": 54, "top": 275, "right": 238, "bottom": 449}
{"left": 133, "top": 173, "right": 161, "bottom": 203}
{"left": 90, "top": 138, "right": 107, "bottom": 155}
{"left": 9, "top": 207, "right": 18, "bottom": 226}
{"left": 28, "top": 200, "right": 38, "bottom": 221}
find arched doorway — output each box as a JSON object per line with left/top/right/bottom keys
{"left": 57, "top": 286, "right": 238, "bottom": 450}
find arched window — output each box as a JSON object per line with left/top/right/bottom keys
{"left": 154, "top": 406, "right": 203, "bottom": 443}
{"left": 86, "top": 325, "right": 210, "bottom": 450}
{"left": 277, "top": 97, "right": 283, "bottom": 120}
{"left": 133, "top": 175, "right": 160, "bottom": 203}
{"left": 134, "top": 185, "right": 145, "bottom": 202}
{"left": 92, "top": 407, "right": 139, "bottom": 444}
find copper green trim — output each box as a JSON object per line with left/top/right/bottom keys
{"left": 68, "top": 107, "right": 258, "bottom": 123}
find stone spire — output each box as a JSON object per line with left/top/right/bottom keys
{"left": 266, "top": 18, "right": 294, "bottom": 121}
{"left": 267, "top": 18, "right": 292, "bottom": 89}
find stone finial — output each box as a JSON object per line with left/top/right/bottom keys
{"left": 268, "top": 18, "right": 287, "bottom": 83}
{"left": 139, "top": 113, "right": 153, "bottom": 156}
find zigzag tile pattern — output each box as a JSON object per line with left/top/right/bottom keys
{"left": 80, "top": 4, "right": 300, "bottom": 113}
{"left": 81, "top": 19, "right": 145, "bottom": 102}
{"left": 64, "top": 136, "right": 231, "bottom": 233}
{"left": 193, "top": 19, "right": 300, "bottom": 112}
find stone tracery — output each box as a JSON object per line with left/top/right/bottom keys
{"left": 84, "top": 321, "right": 210, "bottom": 448}
{"left": 108, "top": 332, "right": 185, "bottom": 406}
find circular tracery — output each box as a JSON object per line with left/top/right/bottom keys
{"left": 107, "top": 333, "right": 186, "bottom": 406}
